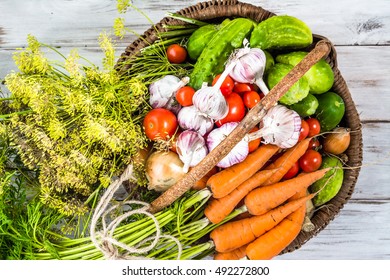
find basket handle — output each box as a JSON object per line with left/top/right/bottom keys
{"left": 149, "top": 39, "right": 332, "bottom": 213}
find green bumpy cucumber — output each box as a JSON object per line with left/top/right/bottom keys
{"left": 189, "top": 18, "right": 255, "bottom": 90}
{"left": 289, "top": 93, "right": 319, "bottom": 117}
{"left": 276, "top": 51, "right": 334, "bottom": 94}
{"left": 187, "top": 19, "right": 231, "bottom": 61}
{"left": 250, "top": 15, "right": 313, "bottom": 50}
{"left": 310, "top": 156, "right": 344, "bottom": 207}
{"left": 315, "top": 91, "right": 345, "bottom": 132}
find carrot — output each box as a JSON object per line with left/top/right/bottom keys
{"left": 210, "top": 193, "right": 315, "bottom": 253}
{"left": 245, "top": 203, "right": 306, "bottom": 260}
{"left": 192, "top": 166, "right": 217, "bottom": 190}
{"left": 207, "top": 144, "right": 279, "bottom": 198}
{"left": 204, "top": 169, "right": 276, "bottom": 224}
{"left": 245, "top": 168, "right": 330, "bottom": 215}
{"left": 263, "top": 137, "right": 312, "bottom": 186}
{"left": 214, "top": 244, "right": 248, "bottom": 260}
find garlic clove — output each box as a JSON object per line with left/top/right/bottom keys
{"left": 259, "top": 105, "right": 301, "bottom": 149}
{"left": 177, "top": 105, "right": 214, "bottom": 136}
{"left": 207, "top": 122, "right": 249, "bottom": 168}
{"left": 176, "top": 130, "right": 208, "bottom": 173}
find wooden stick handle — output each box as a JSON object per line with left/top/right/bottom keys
{"left": 148, "top": 40, "right": 332, "bottom": 213}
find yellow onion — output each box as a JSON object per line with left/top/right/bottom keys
{"left": 145, "top": 150, "right": 186, "bottom": 192}
{"left": 323, "top": 127, "right": 351, "bottom": 155}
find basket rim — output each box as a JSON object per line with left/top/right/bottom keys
{"left": 117, "top": 0, "right": 363, "bottom": 255}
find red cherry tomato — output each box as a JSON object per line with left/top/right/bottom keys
{"left": 308, "top": 137, "right": 321, "bottom": 150}
{"left": 233, "top": 83, "right": 254, "bottom": 94}
{"left": 298, "top": 119, "right": 309, "bottom": 141}
{"left": 143, "top": 108, "right": 178, "bottom": 141}
{"left": 248, "top": 126, "right": 261, "bottom": 153}
{"left": 216, "top": 93, "right": 246, "bottom": 127}
{"left": 175, "top": 86, "right": 195, "bottom": 106}
{"left": 306, "top": 118, "right": 321, "bottom": 137}
{"left": 166, "top": 44, "right": 187, "bottom": 64}
{"left": 242, "top": 91, "right": 261, "bottom": 109}
{"left": 169, "top": 130, "right": 182, "bottom": 153}
{"left": 282, "top": 161, "right": 300, "bottom": 180}
{"left": 212, "top": 74, "right": 234, "bottom": 97}
{"left": 299, "top": 149, "right": 322, "bottom": 172}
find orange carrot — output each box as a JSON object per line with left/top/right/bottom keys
{"left": 263, "top": 138, "right": 312, "bottom": 186}
{"left": 192, "top": 166, "right": 217, "bottom": 190}
{"left": 214, "top": 244, "right": 248, "bottom": 260}
{"left": 245, "top": 188, "right": 307, "bottom": 260}
{"left": 245, "top": 203, "right": 306, "bottom": 260}
{"left": 210, "top": 193, "right": 315, "bottom": 253}
{"left": 207, "top": 144, "right": 279, "bottom": 198}
{"left": 245, "top": 168, "right": 330, "bottom": 215}
{"left": 204, "top": 169, "right": 276, "bottom": 224}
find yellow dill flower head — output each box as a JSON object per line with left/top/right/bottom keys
{"left": 48, "top": 118, "right": 67, "bottom": 140}
{"left": 65, "top": 49, "right": 82, "bottom": 82}
{"left": 13, "top": 35, "right": 50, "bottom": 75}
{"left": 113, "top": 17, "right": 126, "bottom": 39}
{"left": 99, "top": 32, "right": 116, "bottom": 71}
{"left": 117, "top": 0, "right": 132, "bottom": 13}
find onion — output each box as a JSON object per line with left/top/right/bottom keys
{"left": 323, "top": 127, "right": 351, "bottom": 155}
{"left": 145, "top": 150, "right": 186, "bottom": 192}
{"left": 207, "top": 122, "right": 249, "bottom": 168}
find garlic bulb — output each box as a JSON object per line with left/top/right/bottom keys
{"left": 149, "top": 75, "right": 189, "bottom": 109}
{"left": 177, "top": 105, "right": 214, "bottom": 136}
{"left": 248, "top": 105, "right": 301, "bottom": 149}
{"left": 225, "top": 39, "right": 269, "bottom": 95}
{"left": 192, "top": 82, "right": 229, "bottom": 120}
{"left": 207, "top": 122, "right": 249, "bottom": 168}
{"left": 176, "top": 130, "right": 208, "bottom": 173}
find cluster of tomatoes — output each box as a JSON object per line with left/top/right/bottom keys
{"left": 143, "top": 44, "right": 265, "bottom": 152}
{"left": 283, "top": 117, "right": 323, "bottom": 180}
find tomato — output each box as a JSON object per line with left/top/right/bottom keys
{"left": 143, "top": 108, "right": 178, "bottom": 141}
{"left": 212, "top": 74, "right": 234, "bottom": 97}
{"left": 308, "top": 137, "right": 321, "bottom": 150}
{"left": 299, "top": 149, "right": 322, "bottom": 172}
{"left": 233, "top": 83, "right": 254, "bottom": 94}
{"left": 298, "top": 119, "right": 309, "bottom": 141}
{"left": 242, "top": 91, "right": 261, "bottom": 109}
{"left": 306, "top": 118, "right": 321, "bottom": 137}
{"left": 215, "top": 93, "right": 246, "bottom": 127}
{"left": 282, "top": 161, "right": 300, "bottom": 180}
{"left": 166, "top": 44, "right": 187, "bottom": 64}
{"left": 175, "top": 86, "right": 195, "bottom": 106}
{"left": 248, "top": 126, "right": 261, "bottom": 153}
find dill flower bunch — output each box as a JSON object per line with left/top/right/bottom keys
{"left": 1, "top": 34, "right": 150, "bottom": 216}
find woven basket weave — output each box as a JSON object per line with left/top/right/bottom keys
{"left": 117, "top": 0, "right": 363, "bottom": 255}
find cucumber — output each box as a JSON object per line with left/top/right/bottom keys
{"left": 250, "top": 15, "right": 313, "bottom": 50}
{"left": 189, "top": 18, "right": 255, "bottom": 90}
{"left": 315, "top": 91, "right": 345, "bottom": 132}
{"left": 310, "top": 156, "right": 344, "bottom": 207}
{"left": 289, "top": 93, "right": 319, "bottom": 117}
{"left": 187, "top": 24, "right": 219, "bottom": 61}
{"left": 186, "top": 19, "right": 231, "bottom": 61}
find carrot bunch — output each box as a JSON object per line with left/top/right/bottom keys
{"left": 202, "top": 138, "right": 330, "bottom": 260}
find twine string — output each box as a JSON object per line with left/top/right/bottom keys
{"left": 90, "top": 164, "right": 182, "bottom": 260}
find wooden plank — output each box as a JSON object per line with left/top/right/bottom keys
{"left": 0, "top": 0, "right": 389, "bottom": 48}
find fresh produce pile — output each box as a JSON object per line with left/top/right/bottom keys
{"left": 0, "top": 3, "right": 353, "bottom": 260}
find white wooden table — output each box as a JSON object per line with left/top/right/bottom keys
{"left": 1, "top": 0, "right": 389, "bottom": 260}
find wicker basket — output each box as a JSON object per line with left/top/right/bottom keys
{"left": 117, "top": 0, "right": 363, "bottom": 255}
